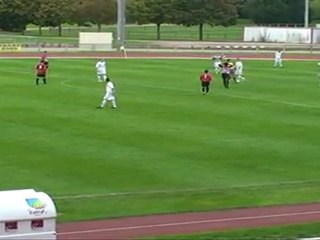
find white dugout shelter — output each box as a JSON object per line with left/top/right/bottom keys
{"left": 0, "top": 189, "right": 57, "bottom": 239}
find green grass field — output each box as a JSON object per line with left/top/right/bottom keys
{"left": 151, "top": 222, "right": 320, "bottom": 239}
{"left": 1, "top": 58, "right": 320, "bottom": 238}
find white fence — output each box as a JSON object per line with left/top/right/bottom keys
{"left": 244, "top": 26, "right": 320, "bottom": 44}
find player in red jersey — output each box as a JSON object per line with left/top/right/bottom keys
{"left": 40, "top": 51, "right": 49, "bottom": 67}
{"left": 199, "top": 70, "right": 213, "bottom": 95}
{"left": 35, "top": 60, "right": 49, "bottom": 85}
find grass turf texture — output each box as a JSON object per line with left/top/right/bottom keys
{"left": 148, "top": 222, "right": 320, "bottom": 239}
{"left": 1, "top": 59, "right": 320, "bottom": 226}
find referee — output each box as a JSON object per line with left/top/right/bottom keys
{"left": 220, "top": 62, "right": 231, "bottom": 89}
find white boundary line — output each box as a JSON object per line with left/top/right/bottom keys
{"left": 125, "top": 82, "right": 320, "bottom": 109}
{"left": 2, "top": 55, "right": 320, "bottom": 201}
{"left": 60, "top": 80, "right": 98, "bottom": 90}
{"left": 54, "top": 180, "right": 320, "bottom": 200}
{"left": 60, "top": 79, "right": 320, "bottom": 110}
{"left": 223, "top": 93, "right": 320, "bottom": 109}
{"left": 58, "top": 210, "right": 320, "bottom": 235}
{"left": 0, "top": 55, "right": 318, "bottom": 61}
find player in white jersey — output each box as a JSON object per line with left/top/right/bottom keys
{"left": 97, "top": 78, "right": 117, "bottom": 109}
{"left": 274, "top": 50, "right": 284, "bottom": 68}
{"left": 212, "top": 54, "right": 223, "bottom": 74}
{"left": 95, "top": 59, "right": 107, "bottom": 82}
{"left": 235, "top": 58, "right": 245, "bottom": 82}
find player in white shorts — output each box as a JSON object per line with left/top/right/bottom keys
{"left": 95, "top": 59, "right": 107, "bottom": 82}
{"left": 235, "top": 58, "right": 245, "bottom": 82}
{"left": 212, "top": 54, "right": 223, "bottom": 74}
{"left": 97, "top": 78, "right": 117, "bottom": 109}
{"left": 274, "top": 50, "right": 284, "bottom": 68}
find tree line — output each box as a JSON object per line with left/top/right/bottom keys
{"left": 0, "top": 0, "right": 117, "bottom": 34}
{"left": 0, "top": 0, "right": 319, "bottom": 40}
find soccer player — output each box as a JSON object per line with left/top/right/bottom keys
{"left": 97, "top": 78, "right": 117, "bottom": 109}
{"left": 225, "top": 59, "right": 237, "bottom": 83}
{"left": 274, "top": 50, "right": 284, "bottom": 68}
{"left": 220, "top": 62, "right": 232, "bottom": 89}
{"left": 40, "top": 51, "right": 49, "bottom": 68}
{"left": 212, "top": 54, "right": 223, "bottom": 74}
{"left": 35, "top": 60, "right": 48, "bottom": 85}
{"left": 95, "top": 59, "right": 107, "bottom": 82}
{"left": 199, "top": 70, "right": 213, "bottom": 95}
{"left": 235, "top": 58, "right": 245, "bottom": 82}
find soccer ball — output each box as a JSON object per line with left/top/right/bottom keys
{"left": 317, "top": 62, "right": 320, "bottom": 66}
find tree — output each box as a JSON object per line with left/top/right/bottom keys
{"left": 126, "top": 0, "right": 138, "bottom": 24}
{"left": 234, "top": 0, "right": 249, "bottom": 18}
{"left": 144, "top": 0, "right": 173, "bottom": 40}
{"left": 29, "top": 0, "right": 59, "bottom": 35}
{"left": 68, "top": 0, "right": 92, "bottom": 27}
{"left": 128, "top": 0, "right": 172, "bottom": 40}
{"left": 170, "top": 0, "right": 238, "bottom": 41}
{"left": 245, "top": 0, "right": 286, "bottom": 24}
{"left": 0, "top": 0, "right": 31, "bottom": 32}
{"left": 127, "top": 0, "right": 149, "bottom": 24}
{"left": 30, "top": 0, "right": 46, "bottom": 35}
{"left": 311, "top": 0, "right": 320, "bottom": 21}
{"left": 245, "top": 0, "right": 306, "bottom": 24}
{"left": 29, "top": 0, "right": 77, "bottom": 36}
{"left": 283, "top": 0, "right": 305, "bottom": 25}
{"left": 74, "top": 0, "right": 117, "bottom": 32}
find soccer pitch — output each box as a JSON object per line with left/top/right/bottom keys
{"left": 1, "top": 58, "right": 320, "bottom": 222}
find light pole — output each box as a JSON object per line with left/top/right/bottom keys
{"left": 117, "top": 0, "right": 126, "bottom": 48}
{"left": 304, "top": 0, "right": 309, "bottom": 28}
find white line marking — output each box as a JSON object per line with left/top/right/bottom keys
{"left": 223, "top": 93, "right": 320, "bottom": 109}
{"left": 60, "top": 80, "right": 98, "bottom": 91}
{"left": 58, "top": 210, "right": 320, "bottom": 235}
{"left": 60, "top": 77, "right": 320, "bottom": 109}
{"left": 54, "top": 180, "right": 320, "bottom": 200}
{"left": 0, "top": 56, "right": 318, "bottom": 61}
{"left": 120, "top": 82, "right": 320, "bottom": 110}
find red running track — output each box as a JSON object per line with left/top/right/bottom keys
{"left": 57, "top": 203, "right": 320, "bottom": 239}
